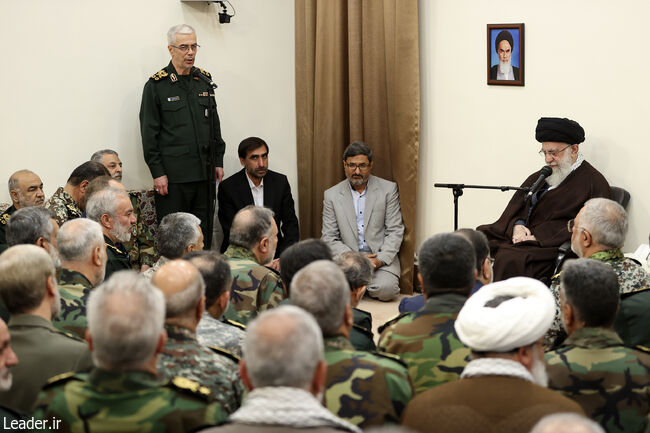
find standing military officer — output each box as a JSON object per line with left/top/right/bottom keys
{"left": 140, "top": 24, "right": 226, "bottom": 249}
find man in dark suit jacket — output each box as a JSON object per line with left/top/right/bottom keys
{"left": 218, "top": 137, "right": 299, "bottom": 257}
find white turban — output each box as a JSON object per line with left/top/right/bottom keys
{"left": 454, "top": 277, "right": 554, "bottom": 352}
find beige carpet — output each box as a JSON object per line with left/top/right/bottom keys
{"left": 358, "top": 294, "right": 412, "bottom": 344}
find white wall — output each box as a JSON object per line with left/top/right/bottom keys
{"left": 418, "top": 0, "right": 650, "bottom": 252}
{"left": 1, "top": 0, "right": 297, "bottom": 210}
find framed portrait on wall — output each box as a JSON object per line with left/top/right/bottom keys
{"left": 487, "top": 23, "right": 524, "bottom": 86}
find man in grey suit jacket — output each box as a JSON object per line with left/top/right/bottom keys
{"left": 321, "top": 142, "right": 404, "bottom": 301}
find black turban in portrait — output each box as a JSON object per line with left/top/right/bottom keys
{"left": 535, "top": 117, "right": 585, "bottom": 144}
{"left": 495, "top": 30, "right": 514, "bottom": 52}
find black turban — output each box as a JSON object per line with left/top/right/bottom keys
{"left": 535, "top": 117, "right": 585, "bottom": 144}
{"left": 495, "top": 30, "right": 514, "bottom": 52}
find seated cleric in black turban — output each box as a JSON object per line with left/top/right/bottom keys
{"left": 535, "top": 117, "right": 585, "bottom": 145}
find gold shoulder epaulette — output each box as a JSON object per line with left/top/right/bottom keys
{"left": 170, "top": 377, "right": 212, "bottom": 400}
{"left": 372, "top": 351, "right": 409, "bottom": 369}
{"left": 0, "top": 213, "right": 10, "bottom": 225}
{"left": 150, "top": 69, "right": 169, "bottom": 81}
{"left": 635, "top": 345, "right": 650, "bottom": 354}
{"left": 196, "top": 67, "right": 211, "bottom": 78}
{"left": 43, "top": 371, "right": 79, "bottom": 389}
{"left": 208, "top": 345, "right": 241, "bottom": 364}
{"left": 224, "top": 318, "right": 246, "bottom": 330}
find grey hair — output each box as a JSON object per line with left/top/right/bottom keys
{"left": 580, "top": 198, "right": 628, "bottom": 248}
{"left": 6, "top": 207, "right": 54, "bottom": 246}
{"left": 290, "top": 260, "right": 350, "bottom": 337}
{"left": 87, "top": 271, "right": 165, "bottom": 370}
{"left": 167, "top": 24, "right": 196, "bottom": 45}
{"left": 57, "top": 219, "right": 104, "bottom": 262}
{"left": 335, "top": 251, "right": 372, "bottom": 290}
{"left": 7, "top": 169, "right": 34, "bottom": 194}
{"left": 229, "top": 205, "right": 274, "bottom": 250}
{"left": 163, "top": 270, "right": 206, "bottom": 318}
{"left": 0, "top": 245, "right": 56, "bottom": 314}
{"left": 343, "top": 141, "right": 373, "bottom": 162}
{"left": 90, "top": 149, "right": 118, "bottom": 162}
{"left": 243, "top": 305, "right": 323, "bottom": 389}
{"left": 155, "top": 212, "right": 201, "bottom": 259}
{"left": 86, "top": 187, "right": 129, "bottom": 221}
{"left": 530, "top": 413, "right": 605, "bottom": 433}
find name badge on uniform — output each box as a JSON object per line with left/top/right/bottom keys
{"left": 199, "top": 92, "right": 209, "bottom": 97}
{"left": 167, "top": 96, "right": 180, "bottom": 102}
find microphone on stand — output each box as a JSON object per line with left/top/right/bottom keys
{"left": 524, "top": 166, "right": 553, "bottom": 203}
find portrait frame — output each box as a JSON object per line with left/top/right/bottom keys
{"left": 487, "top": 23, "right": 524, "bottom": 86}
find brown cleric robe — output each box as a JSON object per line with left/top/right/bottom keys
{"left": 477, "top": 161, "right": 610, "bottom": 282}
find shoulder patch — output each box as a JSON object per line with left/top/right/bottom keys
{"left": 149, "top": 69, "right": 169, "bottom": 81}
{"left": 43, "top": 372, "right": 80, "bottom": 389}
{"left": 208, "top": 346, "right": 241, "bottom": 364}
{"left": 378, "top": 312, "right": 409, "bottom": 335}
{"left": 372, "top": 351, "right": 409, "bottom": 369}
{"left": 170, "top": 376, "right": 212, "bottom": 400}
{"left": 223, "top": 318, "right": 246, "bottom": 330}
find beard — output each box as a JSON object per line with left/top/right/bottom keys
{"left": 499, "top": 59, "right": 511, "bottom": 74}
{"left": 570, "top": 235, "right": 584, "bottom": 257}
{"left": 17, "top": 191, "right": 44, "bottom": 207}
{"left": 530, "top": 346, "right": 549, "bottom": 387}
{"left": 347, "top": 174, "right": 368, "bottom": 188}
{"left": 111, "top": 221, "right": 132, "bottom": 243}
{"left": 48, "top": 243, "right": 61, "bottom": 269}
{"left": 546, "top": 151, "right": 574, "bottom": 187}
{"left": 0, "top": 367, "right": 12, "bottom": 391}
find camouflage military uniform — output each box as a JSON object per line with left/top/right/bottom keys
{"left": 546, "top": 248, "right": 650, "bottom": 349}
{"left": 122, "top": 192, "right": 158, "bottom": 269}
{"left": 223, "top": 245, "right": 286, "bottom": 325}
{"left": 45, "top": 187, "right": 82, "bottom": 226}
{"left": 32, "top": 368, "right": 226, "bottom": 432}
{"left": 52, "top": 268, "right": 93, "bottom": 340}
{"left": 378, "top": 293, "right": 470, "bottom": 394}
{"left": 157, "top": 323, "right": 244, "bottom": 414}
{"left": 104, "top": 235, "right": 131, "bottom": 280}
{"left": 546, "top": 327, "right": 650, "bottom": 433}
{"left": 197, "top": 311, "right": 245, "bottom": 358}
{"left": 142, "top": 256, "right": 170, "bottom": 281}
{"left": 323, "top": 335, "right": 413, "bottom": 427}
{"left": 350, "top": 307, "right": 376, "bottom": 351}
{"left": 0, "top": 204, "right": 16, "bottom": 254}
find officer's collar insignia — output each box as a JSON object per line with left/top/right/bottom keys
{"left": 170, "top": 73, "right": 178, "bottom": 83}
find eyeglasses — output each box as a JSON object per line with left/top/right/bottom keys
{"left": 539, "top": 144, "right": 571, "bottom": 158}
{"left": 567, "top": 218, "right": 586, "bottom": 233}
{"left": 487, "top": 257, "right": 495, "bottom": 266}
{"left": 345, "top": 162, "right": 370, "bottom": 171}
{"left": 171, "top": 44, "right": 201, "bottom": 53}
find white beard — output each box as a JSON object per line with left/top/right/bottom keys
{"left": 530, "top": 347, "right": 549, "bottom": 387}
{"left": 0, "top": 368, "right": 12, "bottom": 391}
{"left": 499, "top": 59, "right": 511, "bottom": 75}
{"left": 111, "top": 221, "right": 132, "bottom": 243}
{"left": 546, "top": 151, "right": 574, "bottom": 187}
{"left": 48, "top": 243, "right": 61, "bottom": 269}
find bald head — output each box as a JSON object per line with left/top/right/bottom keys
{"left": 8, "top": 170, "right": 45, "bottom": 208}
{"left": 153, "top": 260, "right": 205, "bottom": 320}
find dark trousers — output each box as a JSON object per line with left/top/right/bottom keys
{"left": 154, "top": 181, "right": 214, "bottom": 248}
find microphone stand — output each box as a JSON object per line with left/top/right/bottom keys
{"left": 434, "top": 183, "right": 530, "bottom": 230}
{"left": 204, "top": 81, "right": 218, "bottom": 250}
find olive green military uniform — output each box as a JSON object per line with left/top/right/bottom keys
{"left": 0, "top": 204, "right": 16, "bottom": 254}
{"left": 157, "top": 324, "right": 244, "bottom": 414}
{"left": 546, "top": 327, "right": 650, "bottom": 433}
{"left": 139, "top": 62, "right": 226, "bottom": 246}
{"left": 45, "top": 187, "right": 82, "bottom": 226}
{"left": 350, "top": 307, "right": 376, "bottom": 351}
{"left": 378, "top": 293, "right": 470, "bottom": 394}
{"left": 0, "top": 314, "right": 93, "bottom": 413}
{"left": 32, "top": 368, "right": 227, "bottom": 432}
{"left": 323, "top": 335, "right": 413, "bottom": 427}
{"left": 104, "top": 235, "right": 130, "bottom": 280}
{"left": 122, "top": 192, "right": 158, "bottom": 268}
{"left": 52, "top": 268, "right": 94, "bottom": 340}
{"left": 223, "top": 245, "right": 286, "bottom": 325}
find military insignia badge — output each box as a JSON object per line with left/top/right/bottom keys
{"left": 170, "top": 73, "right": 178, "bottom": 83}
